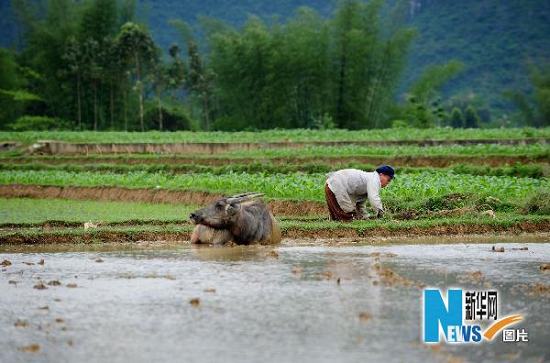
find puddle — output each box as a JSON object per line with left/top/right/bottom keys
{"left": 1, "top": 242, "right": 549, "bottom": 363}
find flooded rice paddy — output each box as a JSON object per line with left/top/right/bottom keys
{"left": 1, "top": 240, "right": 549, "bottom": 363}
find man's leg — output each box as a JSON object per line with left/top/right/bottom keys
{"left": 325, "top": 183, "right": 354, "bottom": 221}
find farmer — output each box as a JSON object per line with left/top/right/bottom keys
{"left": 325, "top": 165, "right": 394, "bottom": 221}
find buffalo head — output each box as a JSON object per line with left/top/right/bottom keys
{"left": 189, "top": 192, "right": 264, "bottom": 229}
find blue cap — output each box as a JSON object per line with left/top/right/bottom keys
{"left": 376, "top": 165, "right": 395, "bottom": 179}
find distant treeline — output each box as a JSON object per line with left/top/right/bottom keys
{"left": 0, "top": 0, "right": 548, "bottom": 131}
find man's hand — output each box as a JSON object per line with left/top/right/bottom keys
{"left": 354, "top": 210, "right": 364, "bottom": 220}
{"left": 355, "top": 204, "right": 366, "bottom": 220}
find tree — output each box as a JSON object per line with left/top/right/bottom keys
{"left": 331, "top": 0, "right": 386, "bottom": 129}
{"left": 0, "top": 48, "right": 41, "bottom": 127}
{"left": 269, "top": 7, "right": 330, "bottom": 128}
{"left": 102, "top": 37, "right": 125, "bottom": 129}
{"left": 79, "top": 0, "right": 117, "bottom": 44}
{"left": 447, "top": 92, "right": 491, "bottom": 124}
{"left": 530, "top": 65, "right": 550, "bottom": 126}
{"left": 60, "top": 37, "right": 84, "bottom": 129}
{"left": 16, "top": 0, "right": 80, "bottom": 124}
{"left": 166, "top": 44, "right": 186, "bottom": 100}
{"left": 403, "top": 60, "right": 464, "bottom": 127}
{"left": 150, "top": 49, "right": 168, "bottom": 130}
{"left": 81, "top": 38, "right": 103, "bottom": 130}
{"left": 187, "top": 39, "right": 215, "bottom": 130}
{"left": 450, "top": 107, "right": 464, "bottom": 128}
{"left": 464, "top": 106, "right": 480, "bottom": 128}
{"left": 115, "top": 22, "right": 156, "bottom": 131}
{"left": 506, "top": 64, "right": 550, "bottom": 127}
{"left": 205, "top": 0, "right": 414, "bottom": 130}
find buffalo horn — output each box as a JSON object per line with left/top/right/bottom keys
{"left": 226, "top": 192, "right": 264, "bottom": 203}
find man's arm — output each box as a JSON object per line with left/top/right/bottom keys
{"left": 366, "top": 178, "right": 384, "bottom": 217}
{"left": 355, "top": 197, "right": 367, "bottom": 219}
{"left": 334, "top": 191, "right": 356, "bottom": 213}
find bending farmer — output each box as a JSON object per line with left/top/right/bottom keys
{"left": 325, "top": 165, "right": 394, "bottom": 221}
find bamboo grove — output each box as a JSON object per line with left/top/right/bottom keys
{"left": 0, "top": 0, "right": 411, "bottom": 131}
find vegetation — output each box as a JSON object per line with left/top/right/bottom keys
{"left": 2, "top": 0, "right": 548, "bottom": 131}
{"left": 0, "top": 0, "right": 548, "bottom": 243}
{"left": 0, "top": 210, "right": 547, "bottom": 244}
{"left": 523, "top": 189, "right": 550, "bottom": 215}
{"left": 1, "top": 127, "right": 549, "bottom": 145}
{"left": 0, "top": 198, "right": 195, "bottom": 225}
{"left": 399, "top": 60, "right": 464, "bottom": 128}
{"left": 219, "top": 144, "right": 549, "bottom": 158}
{"left": 1, "top": 160, "right": 546, "bottom": 179}
{"left": 0, "top": 128, "right": 547, "bottom": 242}
{"left": 0, "top": 169, "right": 546, "bottom": 207}
{"left": 506, "top": 64, "right": 550, "bottom": 127}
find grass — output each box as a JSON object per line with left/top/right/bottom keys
{"left": 1, "top": 127, "right": 549, "bottom": 145}
{"left": 0, "top": 198, "right": 195, "bottom": 225}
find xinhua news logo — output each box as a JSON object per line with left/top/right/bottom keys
{"left": 422, "top": 288, "right": 528, "bottom": 344}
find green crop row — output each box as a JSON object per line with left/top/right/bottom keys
{"left": 221, "top": 143, "right": 550, "bottom": 158}
{"left": 3, "top": 143, "right": 547, "bottom": 160}
{"left": 1, "top": 127, "right": 549, "bottom": 145}
{"left": 0, "top": 161, "right": 546, "bottom": 179}
{"left": 0, "top": 170, "right": 546, "bottom": 205}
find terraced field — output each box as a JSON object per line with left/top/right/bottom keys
{"left": 0, "top": 129, "right": 548, "bottom": 244}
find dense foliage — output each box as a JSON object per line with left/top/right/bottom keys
{"left": 1, "top": 0, "right": 549, "bottom": 131}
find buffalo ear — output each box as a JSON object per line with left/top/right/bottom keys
{"left": 225, "top": 202, "right": 240, "bottom": 215}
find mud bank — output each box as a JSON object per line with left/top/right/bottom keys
{"left": 29, "top": 138, "right": 550, "bottom": 155}
{"left": 0, "top": 184, "right": 327, "bottom": 215}
{"left": 1, "top": 221, "right": 548, "bottom": 245}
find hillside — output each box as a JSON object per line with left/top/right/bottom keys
{"left": 404, "top": 0, "right": 550, "bottom": 111}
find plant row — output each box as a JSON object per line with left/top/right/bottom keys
{"left": 1, "top": 128, "right": 549, "bottom": 145}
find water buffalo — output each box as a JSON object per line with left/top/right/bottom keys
{"left": 189, "top": 193, "right": 281, "bottom": 245}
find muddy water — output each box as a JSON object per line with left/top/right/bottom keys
{"left": 1, "top": 242, "right": 549, "bottom": 363}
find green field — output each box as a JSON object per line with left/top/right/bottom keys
{"left": 0, "top": 198, "right": 194, "bottom": 225}
{"left": 0, "top": 129, "right": 548, "bottom": 243}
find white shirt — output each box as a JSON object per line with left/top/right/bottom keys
{"left": 326, "top": 169, "right": 384, "bottom": 214}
